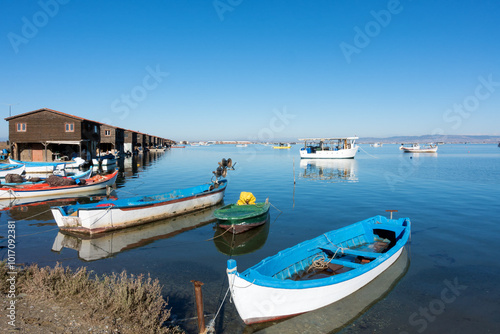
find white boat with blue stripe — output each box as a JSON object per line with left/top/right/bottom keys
{"left": 51, "top": 179, "right": 227, "bottom": 234}
{"left": 227, "top": 214, "right": 411, "bottom": 324}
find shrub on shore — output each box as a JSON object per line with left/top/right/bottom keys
{"left": 1, "top": 261, "right": 184, "bottom": 333}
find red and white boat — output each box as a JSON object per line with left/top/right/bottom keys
{"left": 0, "top": 170, "right": 118, "bottom": 200}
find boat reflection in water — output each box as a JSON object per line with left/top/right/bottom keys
{"left": 299, "top": 159, "right": 358, "bottom": 183}
{"left": 213, "top": 213, "right": 271, "bottom": 256}
{"left": 244, "top": 247, "right": 410, "bottom": 334}
{"left": 52, "top": 204, "right": 220, "bottom": 261}
{"left": 0, "top": 189, "right": 113, "bottom": 220}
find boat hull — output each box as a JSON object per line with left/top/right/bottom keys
{"left": 227, "top": 215, "right": 410, "bottom": 324}
{"left": 402, "top": 147, "right": 438, "bottom": 153}
{"left": 299, "top": 146, "right": 357, "bottom": 159}
{"left": 218, "top": 212, "right": 270, "bottom": 234}
{"left": 0, "top": 164, "right": 26, "bottom": 177}
{"left": 9, "top": 158, "right": 85, "bottom": 172}
{"left": 230, "top": 247, "right": 403, "bottom": 324}
{"left": 51, "top": 181, "right": 227, "bottom": 234}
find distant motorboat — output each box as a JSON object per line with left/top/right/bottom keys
{"left": 400, "top": 143, "right": 438, "bottom": 153}
{"left": 273, "top": 143, "right": 291, "bottom": 149}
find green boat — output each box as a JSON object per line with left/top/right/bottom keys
{"left": 214, "top": 200, "right": 270, "bottom": 234}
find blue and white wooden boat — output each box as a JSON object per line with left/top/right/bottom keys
{"left": 0, "top": 164, "right": 26, "bottom": 178}
{"left": 9, "top": 158, "right": 85, "bottom": 172}
{"left": 51, "top": 179, "right": 228, "bottom": 234}
{"left": 227, "top": 215, "right": 411, "bottom": 324}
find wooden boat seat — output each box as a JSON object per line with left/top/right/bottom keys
{"left": 340, "top": 248, "right": 383, "bottom": 258}
{"left": 327, "top": 258, "right": 362, "bottom": 269}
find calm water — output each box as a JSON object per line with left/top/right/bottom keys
{"left": 1, "top": 144, "right": 499, "bottom": 333}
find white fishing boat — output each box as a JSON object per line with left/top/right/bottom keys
{"left": 227, "top": 214, "right": 411, "bottom": 324}
{"left": 400, "top": 143, "right": 438, "bottom": 153}
{"left": 299, "top": 137, "right": 358, "bottom": 159}
{"left": 9, "top": 157, "right": 86, "bottom": 172}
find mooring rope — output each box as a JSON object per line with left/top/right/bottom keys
{"left": 358, "top": 145, "right": 380, "bottom": 159}
{"left": 205, "top": 286, "right": 231, "bottom": 334}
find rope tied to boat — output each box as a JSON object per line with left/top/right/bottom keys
{"left": 307, "top": 233, "right": 346, "bottom": 272}
{"left": 89, "top": 205, "right": 114, "bottom": 226}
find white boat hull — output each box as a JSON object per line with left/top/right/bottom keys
{"left": 402, "top": 147, "right": 438, "bottom": 153}
{"left": 51, "top": 187, "right": 225, "bottom": 234}
{"left": 228, "top": 246, "right": 403, "bottom": 324}
{"left": 300, "top": 146, "right": 358, "bottom": 159}
{"left": 0, "top": 164, "right": 25, "bottom": 177}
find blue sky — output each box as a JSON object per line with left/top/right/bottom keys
{"left": 1, "top": 0, "right": 499, "bottom": 141}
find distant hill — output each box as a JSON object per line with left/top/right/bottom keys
{"left": 358, "top": 135, "right": 500, "bottom": 144}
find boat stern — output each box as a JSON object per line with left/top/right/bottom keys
{"left": 50, "top": 206, "right": 82, "bottom": 229}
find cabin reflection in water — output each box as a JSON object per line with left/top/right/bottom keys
{"left": 299, "top": 159, "right": 358, "bottom": 183}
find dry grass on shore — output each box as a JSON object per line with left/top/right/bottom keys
{"left": 1, "top": 261, "right": 184, "bottom": 333}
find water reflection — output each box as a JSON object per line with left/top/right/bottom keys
{"left": 299, "top": 159, "right": 358, "bottom": 182}
{"left": 51, "top": 204, "right": 219, "bottom": 261}
{"left": 0, "top": 189, "right": 113, "bottom": 220}
{"left": 213, "top": 214, "right": 271, "bottom": 256}
{"left": 244, "top": 247, "right": 410, "bottom": 334}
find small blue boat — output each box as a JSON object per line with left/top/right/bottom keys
{"left": 227, "top": 214, "right": 411, "bottom": 324}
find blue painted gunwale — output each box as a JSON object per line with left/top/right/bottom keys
{"left": 227, "top": 215, "right": 410, "bottom": 289}
{"left": 55, "top": 179, "right": 228, "bottom": 215}
{"left": 0, "top": 164, "right": 24, "bottom": 171}
{"left": 9, "top": 158, "right": 67, "bottom": 167}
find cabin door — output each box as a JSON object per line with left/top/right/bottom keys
{"left": 31, "top": 144, "right": 44, "bottom": 161}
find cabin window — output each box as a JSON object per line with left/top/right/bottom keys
{"left": 65, "top": 123, "right": 74, "bottom": 132}
{"left": 16, "top": 123, "right": 26, "bottom": 132}
{"left": 105, "top": 130, "right": 111, "bottom": 136}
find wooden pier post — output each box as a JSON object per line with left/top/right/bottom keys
{"left": 191, "top": 280, "right": 206, "bottom": 334}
